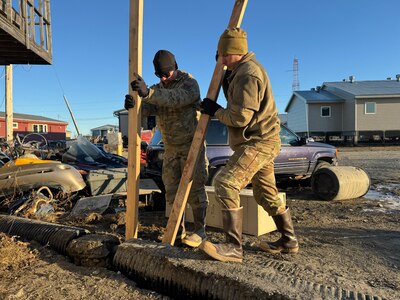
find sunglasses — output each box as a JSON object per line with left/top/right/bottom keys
{"left": 155, "top": 71, "right": 172, "bottom": 79}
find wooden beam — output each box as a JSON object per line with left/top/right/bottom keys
{"left": 5, "top": 65, "right": 13, "bottom": 143}
{"left": 162, "top": 0, "right": 249, "bottom": 245}
{"left": 125, "top": 0, "right": 143, "bottom": 240}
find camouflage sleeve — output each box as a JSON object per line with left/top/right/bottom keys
{"left": 141, "top": 102, "right": 158, "bottom": 116}
{"left": 143, "top": 78, "right": 200, "bottom": 108}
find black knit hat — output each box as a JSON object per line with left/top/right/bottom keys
{"left": 153, "top": 50, "right": 178, "bottom": 74}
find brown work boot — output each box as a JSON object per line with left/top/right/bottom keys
{"left": 200, "top": 207, "right": 243, "bottom": 263}
{"left": 259, "top": 207, "right": 299, "bottom": 254}
{"left": 182, "top": 207, "right": 207, "bottom": 248}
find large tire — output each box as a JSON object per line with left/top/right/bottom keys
{"left": 302, "top": 161, "right": 332, "bottom": 188}
{"left": 314, "top": 160, "right": 332, "bottom": 172}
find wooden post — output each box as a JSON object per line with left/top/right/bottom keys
{"left": 125, "top": 0, "right": 143, "bottom": 240}
{"left": 162, "top": 0, "right": 248, "bottom": 245}
{"left": 5, "top": 65, "right": 13, "bottom": 144}
{"left": 63, "top": 95, "right": 80, "bottom": 136}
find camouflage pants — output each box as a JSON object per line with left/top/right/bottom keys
{"left": 162, "top": 143, "right": 209, "bottom": 210}
{"left": 213, "top": 140, "right": 284, "bottom": 216}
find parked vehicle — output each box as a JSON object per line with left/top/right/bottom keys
{"left": 144, "top": 119, "right": 338, "bottom": 191}
{"left": 62, "top": 136, "right": 127, "bottom": 172}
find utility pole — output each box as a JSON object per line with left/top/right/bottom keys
{"left": 63, "top": 95, "right": 81, "bottom": 136}
{"left": 5, "top": 65, "right": 13, "bottom": 144}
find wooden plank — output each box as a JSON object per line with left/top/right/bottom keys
{"left": 125, "top": 0, "right": 143, "bottom": 240}
{"left": 5, "top": 65, "right": 13, "bottom": 144}
{"left": 44, "top": 0, "right": 52, "bottom": 57}
{"left": 162, "top": 0, "right": 249, "bottom": 245}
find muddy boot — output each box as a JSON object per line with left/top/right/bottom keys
{"left": 182, "top": 207, "right": 207, "bottom": 248}
{"left": 200, "top": 207, "right": 243, "bottom": 263}
{"left": 259, "top": 207, "right": 299, "bottom": 254}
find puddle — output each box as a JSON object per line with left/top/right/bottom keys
{"left": 363, "top": 183, "right": 400, "bottom": 211}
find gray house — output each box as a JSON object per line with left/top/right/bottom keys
{"left": 285, "top": 75, "right": 400, "bottom": 144}
{"left": 113, "top": 109, "right": 155, "bottom": 139}
{"left": 91, "top": 124, "right": 119, "bottom": 138}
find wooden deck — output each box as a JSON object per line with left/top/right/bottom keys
{"left": 0, "top": 0, "right": 52, "bottom": 65}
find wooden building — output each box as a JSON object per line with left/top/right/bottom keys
{"left": 0, "top": 112, "right": 67, "bottom": 141}
{"left": 0, "top": 0, "right": 52, "bottom": 65}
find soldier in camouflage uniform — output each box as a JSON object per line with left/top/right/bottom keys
{"left": 125, "top": 50, "right": 209, "bottom": 248}
{"left": 200, "top": 28, "right": 299, "bottom": 262}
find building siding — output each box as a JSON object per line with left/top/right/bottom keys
{"left": 0, "top": 118, "right": 67, "bottom": 141}
{"left": 287, "top": 96, "right": 307, "bottom": 132}
{"left": 356, "top": 98, "right": 400, "bottom": 130}
{"left": 342, "top": 99, "right": 356, "bottom": 132}
{"left": 308, "top": 103, "right": 343, "bottom": 132}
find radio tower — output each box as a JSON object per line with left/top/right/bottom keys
{"left": 292, "top": 56, "right": 300, "bottom": 91}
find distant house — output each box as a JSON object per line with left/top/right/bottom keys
{"left": 113, "top": 109, "right": 154, "bottom": 139}
{"left": 90, "top": 124, "right": 118, "bottom": 138}
{"left": 0, "top": 112, "right": 68, "bottom": 141}
{"left": 285, "top": 75, "right": 400, "bottom": 144}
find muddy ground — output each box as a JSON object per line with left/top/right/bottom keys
{"left": 0, "top": 146, "right": 399, "bottom": 299}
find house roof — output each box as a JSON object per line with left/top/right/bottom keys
{"left": 0, "top": 112, "right": 68, "bottom": 124}
{"left": 323, "top": 79, "right": 400, "bottom": 97}
{"left": 113, "top": 108, "right": 128, "bottom": 117}
{"left": 285, "top": 90, "right": 343, "bottom": 112}
{"left": 285, "top": 78, "right": 400, "bottom": 112}
{"left": 91, "top": 124, "right": 118, "bottom": 131}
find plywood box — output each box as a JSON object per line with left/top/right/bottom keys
{"left": 165, "top": 187, "right": 286, "bottom": 237}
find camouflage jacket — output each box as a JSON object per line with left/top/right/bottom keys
{"left": 215, "top": 52, "right": 280, "bottom": 151}
{"left": 142, "top": 70, "right": 201, "bottom": 147}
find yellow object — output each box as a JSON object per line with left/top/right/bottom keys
{"left": 3, "top": 157, "right": 60, "bottom": 167}
{"left": 117, "top": 144, "right": 123, "bottom": 156}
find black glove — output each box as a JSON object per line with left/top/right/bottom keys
{"left": 124, "top": 94, "right": 135, "bottom": 110}
{"left": 130, "top": 73, "right": 149, "bottom": 97}
{"left": 201, "top": 98, "right": 222, "bottom": 117}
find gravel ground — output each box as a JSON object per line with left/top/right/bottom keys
{"left": 0, "top": 146, "right": 399, "bottom": 299}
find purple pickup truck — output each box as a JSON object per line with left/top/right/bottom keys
{"left": 144, "top": 119, "right": 338, "bottom": 191}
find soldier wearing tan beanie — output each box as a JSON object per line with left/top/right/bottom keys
{"left": 217, "top": 28, "right": 248, "bottom": 55}
{"left": 200, "top": 28, "right": 299, "bottom": 263}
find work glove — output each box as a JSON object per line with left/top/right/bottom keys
{"left": 130, "top": 73, "right": 149, "bottom": 97}
{"left": 201, "top": 98, "right": 222, "bottom": 117}
{"left": 124, "top": 94, "right": 135, "bottom": 110}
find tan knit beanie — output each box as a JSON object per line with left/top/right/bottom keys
{"left": 217, "top": 28, "right": 248, "bottom": 55}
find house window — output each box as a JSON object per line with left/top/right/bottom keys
{"left": 365, "top": 102, "right": 376, "bottom": 114}
{"left": 13, "top": 122, "right": 18, "bottom": 129}
{"left": 321, "top": 106, "right": 331, "bottom": 117}
{"left": 33, "top": 124, "right": 48, "bottom": 133}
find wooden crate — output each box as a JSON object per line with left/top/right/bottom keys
{"left": 166, "top": 187, "right": 286, "bottom": 237}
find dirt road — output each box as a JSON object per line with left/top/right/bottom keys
{"left": 0, "top": 147, "right": 399, "bottom": 299}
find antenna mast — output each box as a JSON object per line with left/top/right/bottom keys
{"left": 292, "top": 56, "right": 300, "bottom": 91}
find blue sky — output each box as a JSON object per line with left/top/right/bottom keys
{"left": 1, "top": 0, "right": 399, "bottom": 136}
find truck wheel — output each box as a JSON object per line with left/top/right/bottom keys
{"left": 314, "top": 161, "right": 331, "bottom": 172}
